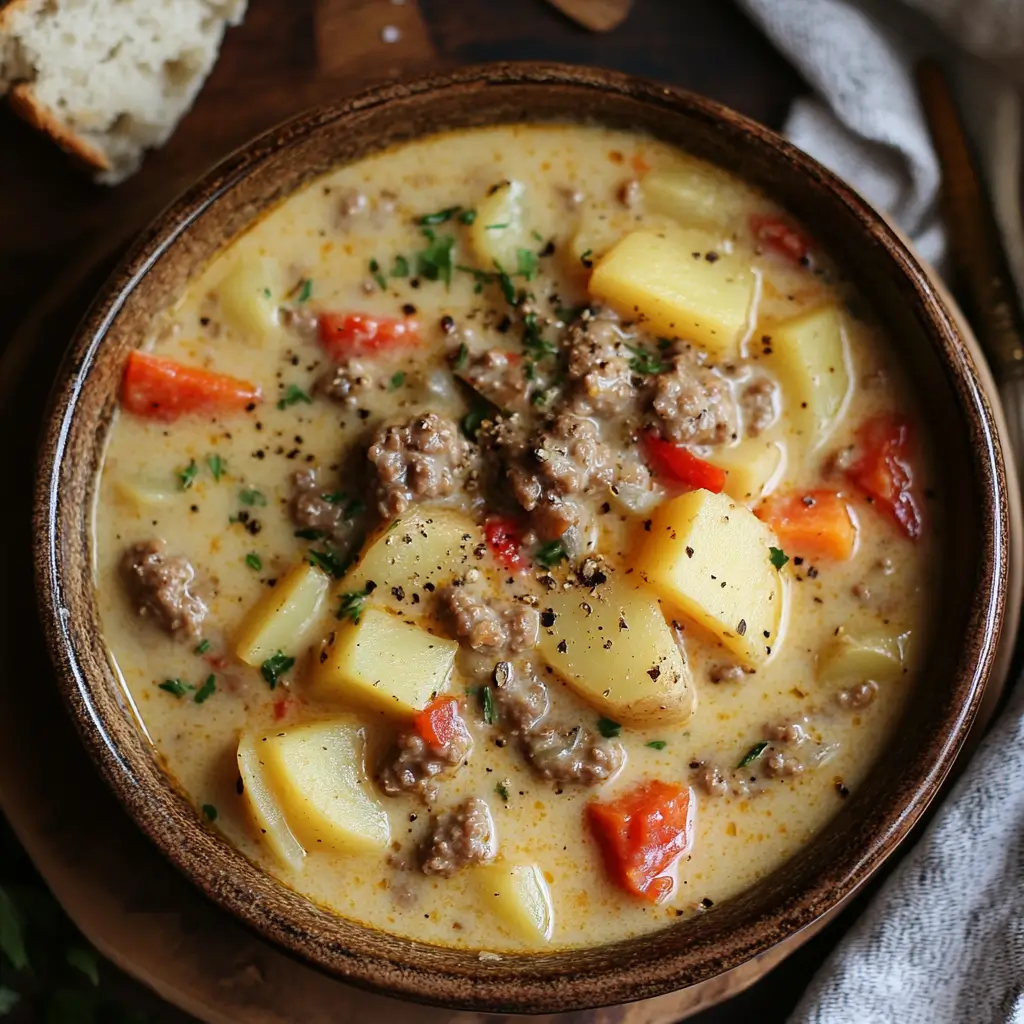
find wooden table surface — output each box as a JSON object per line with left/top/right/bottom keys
{"left": 0, "top": 0, "right": 907, "bottom": 1020}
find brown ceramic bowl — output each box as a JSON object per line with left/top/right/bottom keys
{"left": 33, "top": 63, "right": 1013, "bottom": 1013}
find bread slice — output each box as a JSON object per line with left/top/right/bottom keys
{"left": 0, "top": 0, "right": 247, "bottom": 184}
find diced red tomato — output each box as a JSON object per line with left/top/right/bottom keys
{"left": 121, "top": 351, "right": 261, "bottom": 421}
{"left": 757, "top": 489, "right": 858, "bottom": 561}
{"left": 317, "top": 312, "right": 420, "bottom": 359}
{"left": 272, "top": 695, "right": 298, "bottom": 721}
{"left": 587, "top": 781, "right": 695, "bottom": 903}
{"left": 642, "top": 432, "right": 727, "bottom": 493}
{"left": 845, "top": 414, "right": 923, "bottom": 540}
{"left": 204, "top": 653, "right": 230, "bottom": 671}
{"left": 750, "top": 213, "right": 812, "bottom": 265}
{"left": 413, "top": 697, "right": 467, "bottom": 750}
{"left": 485, "top": 515, "right": 527, "bottom": 572}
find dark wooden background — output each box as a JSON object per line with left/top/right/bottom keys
{"left": 0, "top": 0, "right": 943, "bottom": 1020}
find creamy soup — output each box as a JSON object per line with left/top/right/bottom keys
{"left": 95, "top": 124, "right": 934, "bottom": 951}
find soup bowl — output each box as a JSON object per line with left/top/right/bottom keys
{"left": 33, "top": 63, "right": 1016, "bottom": 1013}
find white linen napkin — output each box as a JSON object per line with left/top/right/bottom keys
{"left": 731, "top": 1, "right": 1024, "bottom": 1021}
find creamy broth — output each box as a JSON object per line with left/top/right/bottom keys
{"left": 95, "top": 124, "right": 934, "bottom": 951}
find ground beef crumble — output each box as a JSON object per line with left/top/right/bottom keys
{"left": 120, "top": 540, "right": 207, "bottom": 639}
{"left": 420, "top": 796, "right": 497, "bottom": 876}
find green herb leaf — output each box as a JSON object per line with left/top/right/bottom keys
{"left": 626, "top": 344, "right": 669, "bottom": 375}
{"left": 294, "top": 527, "right": 325, "bottom": 540}
{"left": 344, "top": 498, "right": 366, "bottom": 519}
{"left": 193, "top": 675, "right": 216, "bottom": 704}
{"left": 458, "top": 209, "right": 477, "bottom": 225}
{"left": 336, "top": 587, "right": 370, "bottom": 624}
{"left": 262, "top": 287, "right": 272, "bottom": 299}
{"left": 737, "top": 740, "right": 769, "bottom": 769}
{"left": 277, "top": 384, "right": 313, "bottom": 410}
{"left": 261, "top": 651, "right": 295, "bottom": 689}
{"left": 201, "top": 804, "right": 219, "bottom": 822}
{"left": 531, "top": 229, "right": 544, "bottom": 242}
{"left": 461, "top": 407, "right": 487, "bottom": 441}
{"left": 389, "top": 371, "right": 406, "bottom": 390}
{"left": 535, "top": 540, "right": 568, "bottom": 569}
{"left": 481, "top": 685, "right": 497, "bottom": 725}
{"left": 245, "top": 552, "right": 262, "bottom": 571}
{"left": 0, "top": 988, "right": 20, "bottom": 1014}
{"left": 769, "top": 546, "right": 790, "bottom": 570}
{"left": 516, "top": 248, "right": 538, "bottom": 280}
{"left": 0, "top": 887, "right": 28, "bottom": 972}
{"left": 522, "top": 312, "right": 557, "bottom": 361}
{"left": 580, "top": 248, "right": 594, "bottom": 268}
{"left": 496, "top": 781, "right": 510, "bottom": 802}
{"left": 321, "top": 491, "right": 346, "bottom": 504}
{"left": 596, "top": 716, "right": 622, "bottom": 738}
{"left": 556, "top": 304, "right": 588, "bottom": 324}
{"left": 452, "top": 341, "right": 469, "bottom": 370}
{"left": 65, "top": 945, "right": 100, "bottom": 986}
{"left": 206, "top": 453, "right": 225, "bottom": 481}
{"left": 194, "top": 639, "right": 211, "bottom": 655}
{"left": 309, "top": 549, "right": 346, "bottom": 578}
{"left": 493, "top": 261, "right": 517, "bottom": 305}
{"left": 369, "top": 258, "right": 388, "bottom": 291}
{"left": 390, "top": 254, "right": 410, "bottom": 278}
{"left": 238, "top": 488, "right": 266, "bottom": 507}
{"left": 296, "top": 278, "right": 313, "bottom": 303}
{"left": 419, "top": 205, "right": 462, "bottom": 225}
{"left": 158, "top": 679, "right": 192, "bottom": 698}
{"left": 646, "top": 739, "right": 668, "bottom": 750}
{"left": 177, "top": 459, "right": 199, "bottom": 491}
{"left": 485, "top": 222, "right": 510, "bottom": 231}
{"left": 415, "top": 229, "right": 455, "bottom": 287}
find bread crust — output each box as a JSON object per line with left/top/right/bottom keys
{"left": 8, "top": 82, "right": 110, "bottom": 171}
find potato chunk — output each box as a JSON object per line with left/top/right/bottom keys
{"left": 642, "top": 160, "right": 755, "bottom": 230}
{"left": 818, "top": 627, "right": 910, "bottom": 684}
{"left": 469, "top": 180, "right": 529, "bottom": 271}
{"left": 258, "top": 719, "right": 389, "bottom": 852}
{"left": 708, "top": 439, "right": 786, "bottom": 505}
{"left": 474, "top": 862, "right": 554, "bottom": 943}
{"left": 217, "top": 256, "right": 280, "bottom": 342}
{"left": 343, "top": 507, "right": 483, "bottom": 610}
{"left": 589, "top": 229, "right": 756, "bottom": 356}
{"left": 237, "top": 733, "right": 306, "bottom": 872}
{"left": 312, "top": 607, "right": 457, "bottom": 716}
{"left": 537, "top": 574, "right": 695, "bottom": 725}
{"left": 234, "top": 561, "right": 330, "bottom": 668}
{"left": 635, "top": 489, "right": 783, "bottom": 665}
{"left": 764, "top": 305, "right": 852, "bottom": 448}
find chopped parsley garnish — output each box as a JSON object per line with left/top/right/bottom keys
{"left": 494, "top": 261, "right": 517, "bottom": 305}
{"left": 580, "top": 248, "right": 594, "bottom": 268}
{"left": 523, "top": 312, "right": 558, "bottom": 361}
{"left": 261, "top": 651, "right": 294, "bottom": 689}
{"left": 626, "top": 344, "right": 669, "bottom": 375}
{"left": 294, "top": 527, "right": 325, "bottom": 540}
{"left": 535, "top": 540, "right": 568, "bottom": 569}
{"left": 769, "top": 546, "right": 790, "bottom": 570}
{"left": 344, "top": 498, "right": 366, "bottom": 519}
{"left": 516, "top": 248, "right": 538, "bottom": 280}
{"left": 737, "top": 740, "right": 769, "bottom": 768}
{"left": 296, "top": 278, "right": 313, "bottom": 303}
{"left": 646, "top": 739, "right": 668, "bottom": 750}
{"left": 193, "top": 674, "right": 217, "bottom": 704}
{"left": 415, "top": 228, "right": 455, "bottom": 287}
{"left": 458, "top": 209, "right": 477, "bottom": 225}
{"left": 308, "top": 548, "right": 346, "bottom": 578}
{"left": 369, "top": 258, "right": 388, "bottom": 290}
{"left": 496, "top": 781, "right": 510, "bottom": 802}
{"left": 556, "top": 304, "right": 588, "bottom": 324}
{"left": 262, "top": 287, "right": 272, "bottom": 299}
{"left": 390, "top": 254, "right": 410, "bottom": 278}
{"left": 238, "top": 487, "right": 267, "bottom": 507}
{"left": 389, "top": 371, "right": 406, "bottom": 390}
{"left": 452, "top": 341, "right": 469, "bottom": 370}
{"left": 481, "top": 685, "right": 497, "bottom": 725}
{"left": 336, "top": 587, "right": 370, "bottom": 624}
{"left": 177, "top": 459, "right": 199, "bottom": 490}
{"left": 531, "top": 229, "right": 544, "bottom": 242}
{"left": 194, "top": 639, "right": 211, "bottom": 655}
{"left": 419, "top": 205, "right": 462, "bottom": 225}
{"left": 245, "top": 552, "right": 262, "bottom": 571}
{"left": 461, "top": 406, "right": 487, "bottom": 441}
{"left": 201, "top": 804, "right": 218, "bottom": 822}
{"left": 597, "top": 716, "right": 622, "bottom": 739}
{"left": 320, "top": 492, "right": 363, "bottom": 518}
{"left": 206, "top": 453, "right": 225, "bottom": 481}
{"left": 159, "top": 678, "right": 192, "bottom": 698}
{"left": 485, "top": 222, "right": 510, "bottom": 231}
{"left": 277, "top": 384, "right": 312, "bottom": 410}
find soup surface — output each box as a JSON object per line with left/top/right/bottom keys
{"left": 95, "top": 124, "right": 935, "bottom": 951}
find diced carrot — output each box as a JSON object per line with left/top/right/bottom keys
{"left": 642, "top": 432, "right": 727, "bottom": 493}
{"left": 485, "top": 515, "right": 527, "bottom": 572}
{"left": 121, "top": 351, "right": 261, "bottom": 421}
{"left": 750, "top": 213, "right": 812, "bottom": 265}
{"left": 317, "top": 312, "right": 419, "bottom": 359}
{"left": 845, "top": 414, "right": 923, "bottom": 540}
{"left": 757, "top": 489, "right": 858, "bottom": 561}
{"left": 413, "top": 697, "right": 466, "bottom": 750}
{"left": 587, "top": 781, "right": 695, "bottom": 903}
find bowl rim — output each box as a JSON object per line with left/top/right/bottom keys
{"left": 32, "top": 61, "right": 1011, "bottom": 1013}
